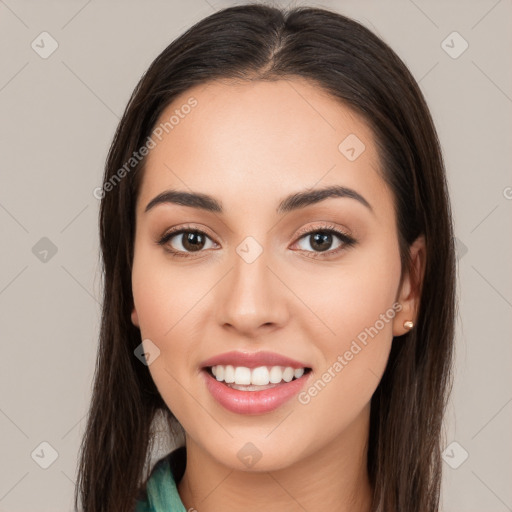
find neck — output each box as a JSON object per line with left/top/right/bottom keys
{"left": 177, "top": 403, "right": 373, "bottom": 512}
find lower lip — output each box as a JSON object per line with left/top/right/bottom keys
{"left": 202, "top": 369, "right": 311, "bottom": 415}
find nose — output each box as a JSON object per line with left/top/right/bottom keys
{"left": 216, "top": 245, "right": 289, "bottom": 337}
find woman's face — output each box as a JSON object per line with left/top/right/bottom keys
{"left": 131, "top": 78, "right": 421, "bottom": 471}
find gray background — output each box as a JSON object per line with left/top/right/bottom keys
{"left": 0, "top": 0, "right": 511, "bottom": 510}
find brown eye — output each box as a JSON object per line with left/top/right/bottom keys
{"left": 302, "top": 231, "right": 337, "bottom": 252}
{"left": 294, "top": 228, "right": 356, "bottom": 256}
{"left": 158, "top": 228, "right": 216, "bottom": 255}
{"left": 178, "top": 231, "right": 208, "bottom": 252}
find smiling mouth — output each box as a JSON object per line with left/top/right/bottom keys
{"left": 204, "top": 365, "right": 312, "bottom": 392}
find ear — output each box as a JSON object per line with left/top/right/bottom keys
{"left": 131, "top": 306, "right": 140, "bottom": 328}
{"left": 393, "top": 235, "right": 426, "bottom": 336}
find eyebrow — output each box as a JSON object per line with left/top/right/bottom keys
{"left": 144, "top": 185, "right": 373, "bottom": 215}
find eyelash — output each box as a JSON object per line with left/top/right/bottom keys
{"left": 156, "top": 223, "right": 357, "bottom": 259}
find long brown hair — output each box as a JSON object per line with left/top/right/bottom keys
{"left": 75, "top": 4, "right": 456, "bottom": 511}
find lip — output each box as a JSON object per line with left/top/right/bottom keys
{"left": 200, "top": 350, "right": 311, "bottom": 370}
{"left": 201, "top": 368, "right": 312, "bottom": 415}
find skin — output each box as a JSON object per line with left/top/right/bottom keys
{"left": 130, "top": 77, "right": 425, "bottom": 512}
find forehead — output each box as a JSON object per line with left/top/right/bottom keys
{"left": 136, "top": 78, "right": 389, "bottom": 217}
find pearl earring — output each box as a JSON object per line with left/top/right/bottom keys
{"left": 403, "top": 320, "right": 414, "bottom": 330}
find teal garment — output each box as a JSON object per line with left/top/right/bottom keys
{"left": 135, "top": 447, "right": 187, "bottom": 512}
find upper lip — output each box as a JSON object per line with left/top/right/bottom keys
{"left": 200, "top": 351, "right": 311, "bottom": 370}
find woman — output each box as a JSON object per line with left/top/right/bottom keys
{"left": 75, "top": 4, "right": 456, "bottom": 511}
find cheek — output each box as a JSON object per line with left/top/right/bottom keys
{"left": 297, "top": 237, "right": 401, "bottom": 406}
{"left": 131, "top": 241, "right": 210, "bottom": 340}
{"left": 131, "top": 249, "right": 205, "bottom": 421}
{"left": 299, "top": 237, "right": 402, "bottom": 346}
{"left": 131, "top": 245, "right": 206, "bottom": 395}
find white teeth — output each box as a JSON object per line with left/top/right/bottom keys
{"left": 210, "top": 365, "right": 307, "bottom": 386}
{"left": 269, "top": 366, "right": 283, "bottom": 384}
{"left": 224, "top": 364, "right": 235, "bottom": 383}
{"left": 251, "top": 366, "right": 270, "bottom": 386}
{"left": 234, "top": 366, "right": 251, "bottom": 385}
{"left": 282, "top": 367, "right": 294, "bottom": 383}
{"left": 294, "top": 368, "right": 305, "bottom": 379}
{"left": 215, "top": 365, "right": 224, "bottom": 382}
